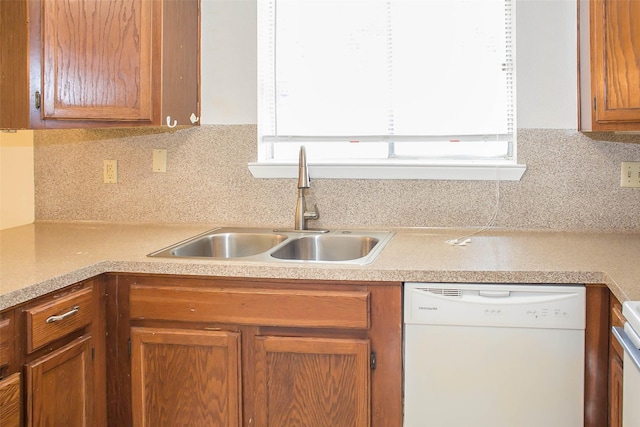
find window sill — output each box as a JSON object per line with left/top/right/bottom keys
{"left": 248, "top": 161, "right": 527, "bottom": 181}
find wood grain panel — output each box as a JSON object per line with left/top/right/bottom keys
{"left": 131, "top": 327, "right": 242, "bottom": 427}
{"left": 585, "top": 284, "right": 609, "bottom": 427}
{"left": 26, "top": 286, "right": 93, "bottom": 353}
{"left": 368, "top": 284, "right": 403, "bottom": 427}
{"left": 609, "top": 291, "right": 625, "bottom": 427}
{"left": 0, "top": 1, "right": 30, "bottom": 129}
{"left": 0, "top": 373, "right": 21, "bottom": 427}
{"left": 0, "top": 316, "right": 13, "bottom": 368}
{"left": 130, "top": 285, "right": 370, "bottom": 329}
{"left": 41, "top": 0, "right": 154, "bottom": 121}
{"left": 254, "top": 336, "right": 370, "bottom": 427}
{"left": 26, "top": 335, "right": 94, "bottom": 427}
{"left": 161, "top": 0, "right": 200, "bottom": 124}
{"left": 611, "top": 296, "right": 625, "bottom": 328}
{"left": 610, "top": 293, "right": 625, "bottom": 358}
{"left": 590, "top": 0, "right": 640, "bottom": 129}
{"left": 602, "top": 0, "right": 640, "bottom": 111}
{"left": 609, "top": 346, "right": 624, "bottom": 427}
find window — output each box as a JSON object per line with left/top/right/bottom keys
{"left": 251, "top": 0, "right": 526, "bottom": 180}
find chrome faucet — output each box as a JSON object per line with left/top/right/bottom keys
{"left": 295, "top": 146, "right": 319, "bottom": 230}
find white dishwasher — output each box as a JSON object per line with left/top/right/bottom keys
{"left": 403, "top": 283, "right": 585, "bottom": 427}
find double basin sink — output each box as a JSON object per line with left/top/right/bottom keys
{"left": 148, "top": 227, "right": 394, "bottom": 265}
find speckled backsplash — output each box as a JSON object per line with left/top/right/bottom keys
{"left": 34, "top": 125, "right": 640, "bottom": 231}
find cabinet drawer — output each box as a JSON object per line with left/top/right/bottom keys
{"left": 26, "top": 287, "right": 94, "bottom": 353}
{"left": 611, "top": 300, "right": 625, "bottom": 328}
{"left": 130, "top": 285, "right": 370, "bottom": 329}
{"left": 0, "top": 315, "right": 13, "bottom": 368}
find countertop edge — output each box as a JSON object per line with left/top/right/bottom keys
{"left": 0, "top": 259, "right": 618, "bottom": 311}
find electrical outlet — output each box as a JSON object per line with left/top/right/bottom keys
{"left": 103, "top": 159, "right": 118, "bottom": 183}
{"left": 152, "top": 149, "right": 167, "bottom": 173}
{"left": 621, "top": 162, "right": 640, "bottom": 188}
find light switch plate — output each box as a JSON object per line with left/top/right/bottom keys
{"left": 621, "top": 161, "right": 640, "bottom": 188}
{"left": 152, "top": 149, "right": 167, "bottom": 173}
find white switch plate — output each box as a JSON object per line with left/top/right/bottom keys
{"left": 103, "top": 159, "right": 117, "bottom": 183}
{"left": 152, "top": 149, "right": 167, "bottom": 173}
{"left": 621, "top": 161, "right": 640, "bottom": 188}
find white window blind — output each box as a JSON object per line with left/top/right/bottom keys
{"left": 254, "top": 0, "right": 523, "bottom": 180}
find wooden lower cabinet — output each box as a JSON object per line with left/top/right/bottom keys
{"left": 254, "top": 336, "right": 370, "bottom": 427}
{"left": 0, "top": 373, "right": 21, "bottom": 427}
{"left": 609, "top": 348, "right": 624, "bottom": 427}
{"left": 21, "top": 277, "right": 106, "bottom": 427}
{"left": 609, "top": 293, "right": 626, "bottom": 427}
{"left": 112, "top": 274, "right": 403, "bottom": 427}
{"left": 0, "top": 310, "right": 19, "bottom": 426}
{"left": 130, "top": 327, "right": 242, "bottom": 427}
{"left": 25, "top": 335, "right": 94, "bottom": 427}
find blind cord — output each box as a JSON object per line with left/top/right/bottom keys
{"left": 445, "top": 166, "right": 501, "bottom": 246}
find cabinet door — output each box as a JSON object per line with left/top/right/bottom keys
{"left": 130, "top": 327, "right": 242, "bottom": 427}
{"left": 0, "top": 313, "right": 14, "bottom": 370}
{"left": 25, "top": 335, "right": 94, "bottom": 427}
{"left": 609, "top": 350, "right": 623, "bottom": 427}
{"left": 0, "top": 373, "right": 21, "bottom": 427}
{"left": 0, "top": 1, "right": 30, "bottom": 129}
{"left": 254, "top": 336, "right": 371, "bottom": 427}
{"left": 591, "top": 0, "right": 640, "bottom": 130}
{"left": 40, "top": 0, "right": 156, "bottom": 122}
{"left": 609, "top": 294, "right": 625, "bottom": 427}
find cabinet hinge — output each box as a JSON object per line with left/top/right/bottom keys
{"left": 92, "top": 346, "right": 95, "bottom": 361}
{"left": 128, "top": 338, "right": 131, "bottom": 357}
{"left": 370, "top": 351, "right": 376, "bottom": 370}
{"left": 593, "top": 97, "right": 597, "bottom": 112}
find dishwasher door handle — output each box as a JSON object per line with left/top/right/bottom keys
{"left": 613, "top": 326, "right": 640, "bottom": 370}
{"left": 478, "top": 290, "right": 511, "bottom": 298}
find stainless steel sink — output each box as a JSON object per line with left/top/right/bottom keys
{"left": 148, "top": 228, "right": 393, "bottom": 265}
{"left": 270, "top": 234, "right": 380, "bottom": 262}
{"left": 149, "top": 229, "right": 288, "bottom": 259}
{"left": 169, "top": 232, "right": 288, "bottom": 258}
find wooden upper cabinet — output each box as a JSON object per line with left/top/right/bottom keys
{"left": 579, "top": 0, "right": 640, "bottom": 131}
{"left": 0, "top": 0, "right": 199, "bottom": 129}
{"left": 0, "top": 1, "right": 30, "bottom": 129}
{"left": 41, "top": 0, "right": 155, "bottom": 122}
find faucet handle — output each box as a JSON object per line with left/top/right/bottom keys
{"left": 304, "top": 203, "right": 319, "bottom": 221}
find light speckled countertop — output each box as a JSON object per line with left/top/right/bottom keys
{"left": 2, "top": 222, "right": 639, "bottom": 310}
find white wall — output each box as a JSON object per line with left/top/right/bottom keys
{"left": 200, "top": 0, "right": 578, "bottom": 129}
{"left": 200, "top": 0, "right": 257, "bottom": 124}
{"left": 516, "top": 0, "right": 577, "bottom": 129}
{"left": 0, "top": 131, "right": 35, "bottom": 230}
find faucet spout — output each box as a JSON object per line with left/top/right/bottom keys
{"left": 295, "top": 146, "right": 318, "bottom": 230}
{"left": 298, "top": 146, "right": 310, "bottom": 189}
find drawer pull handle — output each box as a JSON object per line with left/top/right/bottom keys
{"left": 46, "top": 306, "right": 79, "bottom": 324}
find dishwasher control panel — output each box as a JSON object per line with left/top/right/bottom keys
{"left": 404, "top": 283, "right": 586, "bottom": 330}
